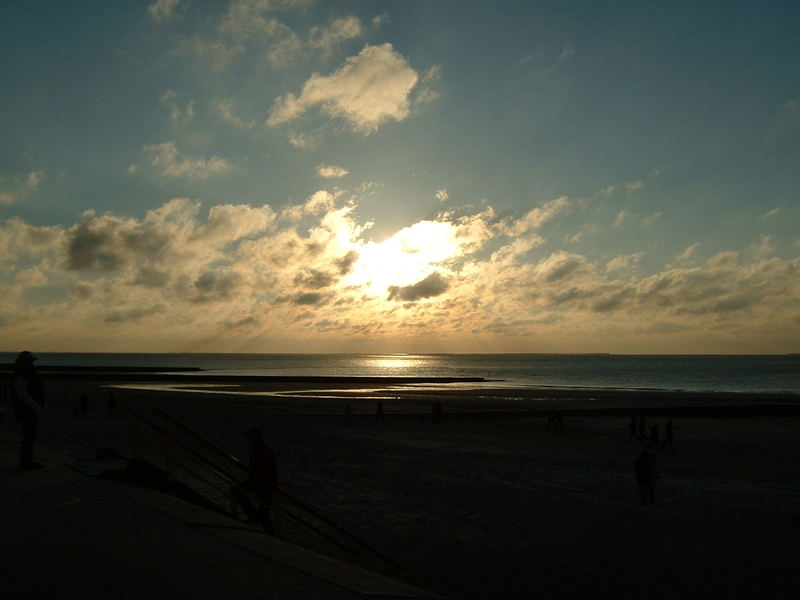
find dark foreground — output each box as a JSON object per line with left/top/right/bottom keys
{"left": 6, "top": 376, "right": 800, "bottom": 600}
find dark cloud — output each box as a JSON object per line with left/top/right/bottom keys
{"left": 293, "top": 292, "right": 327, "bottom": 305}
{"left": 222, "top": 316, "right": 260, "bottom": 329}
{"left": 133, "top": 267, "right": 170, "bottom": 288}
{"left": 65, "top": 225, "right": 125, "bottom": 272}
{"left": 387, "top": 271, "right": 449, "bottom": 302}
{"left": 70, "top": 283, "right": 93, "bottom": 299}
{"left": 105, "top": 305, "right": 163, "bottom": 322}
{"left": 192, "top": 270, "right": 243, "bottom": 302}
{"left": 540, "top": 254, "right": 586, "bottom": 282}
{"left": 335, "top": 250, "right": 359, "bottom": 274}
{"left": 293, "top": 269, "right": 335, "bottom": 289}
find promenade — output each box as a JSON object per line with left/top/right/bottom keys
{"left": 0, "top": 428, "right": 442, "bottom": 599}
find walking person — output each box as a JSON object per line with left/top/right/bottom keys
{"left": 232, "top": 427, "right": 278, "bottom": 533}
{"left": 11, "top": 351, "right": 46, "bottom": 469}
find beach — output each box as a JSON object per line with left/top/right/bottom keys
{"left": 7, "top": 375, "right": 800, "bottom": 600}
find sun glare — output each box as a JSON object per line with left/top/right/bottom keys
{"left": 346, "top": 220, "right": 459, "bottom": 294}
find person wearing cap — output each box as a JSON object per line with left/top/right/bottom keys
{"left": 232, "top": 427, "right": 277, "bottom": 532}
{"left": 11, "top": 351, "right": 46, "bottom": 469}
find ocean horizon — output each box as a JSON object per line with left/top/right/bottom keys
{"left": 2, "top": 352, "right": 798, "bottom": 395}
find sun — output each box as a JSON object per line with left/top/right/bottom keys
{"left": 346, "top": 220, "right": 459, "bottom": 294}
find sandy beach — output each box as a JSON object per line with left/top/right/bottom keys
{"left": 5, "top": 375, "right": 800, "bottom": 600}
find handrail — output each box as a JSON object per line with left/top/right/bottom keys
{"left": 154, "top": 407, "right": 246, "bottom": 470}
{"left": 126, "top": 407, "right": 242, "bottom": 488}
{"left": 129, "top": 406, "right": 404, "bottom": 573}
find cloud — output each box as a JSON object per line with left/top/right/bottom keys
{"left": 614, "top": 211, "right": 630, "bottom": 227}
{"left": 606, "top": 253, "right": 643, "bottom": 273}
{"left": 161, "top": 90, "right": 195, "bottom": 124}
{"left": 219, "top": 1, "right": 360, "bottom": 68}
{"left": 148, "top": 0, "right": 181, "bottom": 22}
{"left": 267, "top": 44, "right": 421, "bottom": 134}
{"left": 557, "top": 45, "right": 575, "bottom": 62}
{"left": 0, "top": 170, "right": 44, "bottom": 206}
{"left": 435, "top": 189, "right": 449, "bottom": 202}
{"left": 106, "top": 305, "right": 164, "bottom": 322}
{"left": 643, "top": 212, "right": 663, "bottom": 225}
{"left": 316, "top": 164, "right": 349, "bottom": 178}
{"left": 747, "top": 235, "right": 774, "bottom": 258}
{"left": 136, "top": 142, "right": 232, "bottom": 179}
{"left": 625, "top": 180, "right": 644, "bottom": 192}
{"left": 761, "top": 207, "right": 781, "bottom": 219}
{"left": 388, "top": 271, "right": 449, "bottom": 302}
{"left": 309, "top": 16, "right": 364, "bottom": 53}
{"left": 2, "top": 191, "right": 798, "bottom": 352}
{"left": 499, "top": 197, "right": 571, "bottom": 235}
{"left": 219, "top": 0, "right": 300, "bottom": 40}
{"left": 213, "top": 99, "right": 255, "bottom": 129}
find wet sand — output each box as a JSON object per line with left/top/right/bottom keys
{"left": 9, "top": 376, "right": 800, "bottom": 600}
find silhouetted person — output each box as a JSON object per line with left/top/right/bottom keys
{"left": 233, "top": 427, "right": 277, "bottom": 533}
{"left": 80, "top": 394, "right": 88, "bottom": 416}
{"left": 647, "top": 423, "right": 659, "bottom": 450}
{"left": 375, "top": 400, "right": 385, "bottom": 423}
{"left": 11, "top": 351, "right": 46, "bottom": 469}
{"left": 627, "top": 415, "right": 638, "bottom": 442}
{"left": 662, "top": 419, "right": 674, "bottom": 451}
{"left": 107, "top": 391, "right": 116, "bottom": 416}
{"left": 638, "top": 414, "right": 647, "bottom": 443}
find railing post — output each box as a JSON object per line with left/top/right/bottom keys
{"left": 164, "top": 422, "right": 176, "bottom": 490}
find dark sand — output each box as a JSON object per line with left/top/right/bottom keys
{"left": 7, "top": 376, "right": 800, "bottom": 600}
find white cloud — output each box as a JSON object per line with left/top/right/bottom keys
{"left": 137, "top": 142, "right": 232, "bottom": 179}
{"left": 435, "top": 189, "right": 449, "bottom": 202}
{"left": 0, "top": 170, "right": 44, "bottom": 206}
{"left": 213, "top": 99, "right": 255, "bottom": 129}
{"left": 181, "top": 38, "right": 243, "bottom": 72}
{"left": 316, "top": 164, "right": 349, "bottom": 178}
{"left": 499, "top": 197, "right": 571, "bottom": 235}
{"left": 148, "top": 0, "right": 181, "bottom": 22}
{"left": 625, "top": 180, "right": 644, "bottom": 192}
{"left": 761, "top": 207, "right": 781, "bottom": 219}
{"left": 309, "top": 16, "right": 364, "bottom": 53}
{"left": 287, "top": 131, "right": 317, "bottom": 149}
{"left": 748, "top": 235, "right": 774, "bottom": 258}
{"left": 220, "top": 0, "right": 296, "bottom": 39}
{"left": 267, "top": 44, "right": 421, "bottom": 134}
{"left": 160, "top": 90, "right": 195, "bottom": 124}
{"left": 606, "top": 253, "right": 643, "bottom": 273}
{"left": 614, "top": 211, "right": 630, "bottom": 227}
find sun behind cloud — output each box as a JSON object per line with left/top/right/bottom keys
{"left": 346, "top": 220, "right": 459, "bottom": 295}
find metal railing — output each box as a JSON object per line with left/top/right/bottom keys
{"left": 125, "top": 406, "right": 404, "bottom": 574}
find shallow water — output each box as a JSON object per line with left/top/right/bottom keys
{"left": 3, "top": 352, "right": 798, "bottom": 394}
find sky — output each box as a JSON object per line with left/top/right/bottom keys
{"left": 1, "top": 0, "right": 798, "bottom": 354}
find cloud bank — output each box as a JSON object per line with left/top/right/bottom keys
{"left": 1, "top": 192, "right": 797, "bottom": 352}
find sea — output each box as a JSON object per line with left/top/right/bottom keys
{"left": 1, "top": 353, "right": 798, "bottom": 394}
